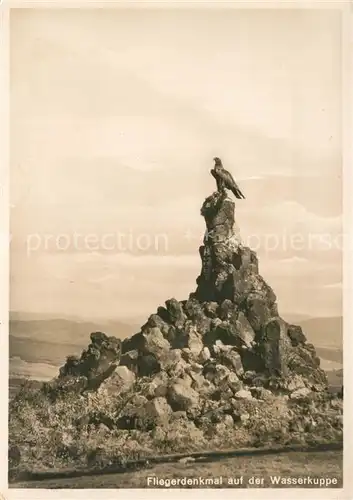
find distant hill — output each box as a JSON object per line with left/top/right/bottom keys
{"left": 9, "top": 377, "right": 43, "bottom": 400}
{"left": 9, "top": 313, "right": 140, "bottom": 370}
{"left": 9, "top": 311, "right": 343, "bottom": 383}
{"left": 298, "top": 316, "right": 342, "bottom": 349}
{"left": 9, "top": 314, "right": 139, "bottom": 345}
{"left": 326, "top": 368, "right": 343, "bottom": 391}
{"left": 10, "top": 312, "right": 342, "bottom": 346}
{"left": 296, "top": 316, "right": 343, "bottom": 389}
{"left": 282, "top": 313, "right": 313, "bottom": 324}
{"left": 10, "top": 311, "right": 85, "bottom": 322}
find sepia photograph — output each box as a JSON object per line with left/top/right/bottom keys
{"left": 7, "top": 4, "right": 346, "bottom": 491}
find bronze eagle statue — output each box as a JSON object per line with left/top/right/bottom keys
{"left": 211, "top": 157, "right": 245, "bottom": 199}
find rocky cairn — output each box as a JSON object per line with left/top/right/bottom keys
{"left": 44, "top": 191, "right": 338, "bottom": 446}
{"left": 9, "top": 191, "right": 342, "bottom": 480}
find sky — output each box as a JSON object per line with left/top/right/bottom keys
{"left": 10, "top": 8, "right": 342, "bottom": 321}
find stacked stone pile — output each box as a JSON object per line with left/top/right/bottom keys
{"left": 50, "top": 191, "right": 330, "bottom": 435}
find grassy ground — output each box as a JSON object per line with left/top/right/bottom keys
{"left": 12, "top": 450, "right": 342, "bottom": 489}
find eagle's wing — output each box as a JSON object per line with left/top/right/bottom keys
{"left": 218, "top": 169, "right": 245, "bottom": 199}
{"left": 211, "top": 168, "right": 225, "bottom": 192}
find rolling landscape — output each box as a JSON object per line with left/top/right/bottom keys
{"left": 8, "top": 8, "right": 343, "bottom": 489}
{"left": 9, "top": 310, "right": 343, "bottom": 398}
{"left": 9, "top": 312, "right": 139, "bottom": 396}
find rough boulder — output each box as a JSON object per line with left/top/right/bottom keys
{"left": 9, "top": 190, "right": 343, "bottom": 478}
{"left": 53, "top": 191, "right": 330, "bottom": 429}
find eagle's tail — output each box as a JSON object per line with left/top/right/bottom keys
{"left": 232, "top": 185, "right": 245, "bottom": 199}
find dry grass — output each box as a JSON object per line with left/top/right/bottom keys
{"left": 12, "top": 450, "right": 342, "bottom": 489}
{"left": 9, "top": 375, "right": 343, "bottom": 480}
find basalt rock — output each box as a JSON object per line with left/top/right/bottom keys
{"left": 59, "top": 332, "right": 121, "bottom": 381}
{"left": 9, "top": 189, "right": 343, "bottom": 476}
{"left": 47, "top": 332, "right": 122, "bottom": 398}
{"left": 193, "top": 191, "right": 327, "bottom": 390}
{"left": 52, "top": 191, "right": 328, "bottom": 420}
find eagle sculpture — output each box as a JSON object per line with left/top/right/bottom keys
{"left": 211, "top": 157, "right": 245, "bottom": 199}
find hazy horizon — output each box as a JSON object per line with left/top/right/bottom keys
{"left": 10, "top": 8, "right": 342, "bottom": 321}
{"left": 8, "top": 308, "right": 342, "bottom": 324}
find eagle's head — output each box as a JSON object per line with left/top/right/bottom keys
{"left": 213, "top": 157, "right": 223, "bottom": 167}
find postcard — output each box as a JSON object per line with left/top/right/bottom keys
{"left": 3, "top": 2, "right": 350, "bottom": 498}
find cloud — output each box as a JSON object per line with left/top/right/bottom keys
{"left": 10, "top": 250, "right": 201, "bottom": 319}
{"left": 240, "top": 174, "right": 342, "bottom": 217}
{"left": 260, "top": 256, "right": 341, "bottom": 287}
{"left": 239, "top": 201, "right": 342, "bottom": 262}
{"left": 10, "top": 9, "right": 342, "bottom": 320}
{"left": 253, "top": 201, "right": 341, "bottom": 230}
{"left": 80, "top": 252, "right": 199, "bottom": 267}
